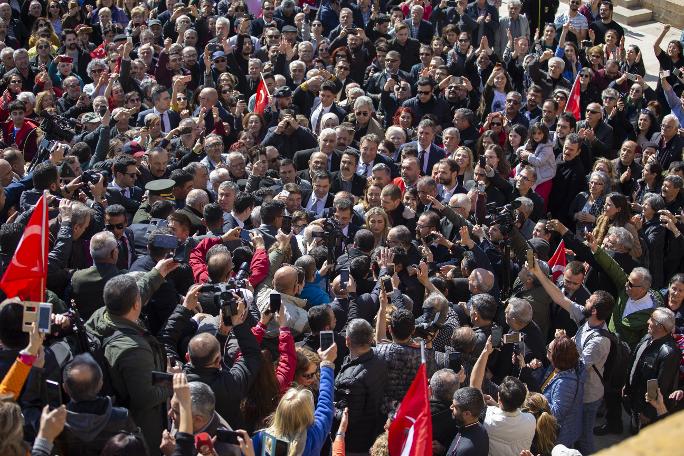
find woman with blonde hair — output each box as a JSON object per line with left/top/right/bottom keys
{"left": 364, "top": 206, "right": 390, "bottom": 247}
{"left": 252, "top": 344, "right": 337, "bottom": 456}
{"left": 354, "top": 183, "right": 383, "bottom": 219}
{"left": 452, "top": 146, "right": 475, "bottom": 187}
{"left": 522, "top": 393, "right": 558, "bottom": 456}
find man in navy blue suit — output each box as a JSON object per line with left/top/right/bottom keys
{"left": 136, "top": 85, "right": 180, "bottom": 134}
{"left": 399, "top": 119, "right": 447, "bottom": 176}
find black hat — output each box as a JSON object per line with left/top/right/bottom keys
{"left": 273, "top": 86, "right": 292, "bottom": 98}
{"left": 282, "top": 25, "right": 298, "bottom": 33}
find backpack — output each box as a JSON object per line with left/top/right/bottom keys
{"left": 582, "top": 327, "right": 631, "bottom": 391}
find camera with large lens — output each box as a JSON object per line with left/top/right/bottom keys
{"left": 311, "top": 217, "right": 347, "bottom": 245}
{"left": 40, "top": 111, "right": 80, "bottom": 142}
{"left": 485, "top": 200, "right": 521, "bottom": 235}
{"left": 413, "top": 313, "right": 442, "bottom": 339}
{"left": 198, "top": 262, "right": 250, "bottom": 324}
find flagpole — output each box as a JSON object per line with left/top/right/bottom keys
{"left": 40, "top": 190, "right": 47, "bottom": 302}
{"left": 420, "top": 339, "right": 426, "bottom": 364}
{"left": 259, "top": 72, "right": 271, "bottom": 98}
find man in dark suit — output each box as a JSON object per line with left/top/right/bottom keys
{"left": 293, "top": 128, "right": 341, "bottom": 172}
{"left": 465, "top": 0, "right": 499, "bottom": 48}
{"left": 398, "top": 119, "right": 447, "bottom": 176}
{"left": 309, "top": 81, "right": 347, "bottom": 134}
{"left": 331, "top": 150, "right": 367, "bottom": 198}
{"left": 404, "top": 4, "right": 434, "bottom": 44}
{"left": 302, "top": 171, "right": 335, "bottom": 219}
{"left": 106, "top": 155, "right": 144, "bottom": 221}
{"left": 250, "top": 0, "right": 284, "bottom": 36}
{"left": 136, "top": 85, "right": 180, "bottom": 134}
{"left": 387, "top": 23, "right": 421, "bottom": 72}
{"left": 364, "top": 50, "right": 413, "bottom": 96}
{"left": 254, "top": 200, "right": 302, "bottom": 259}
{"left": 105, "top": 204, "right": 136, "bottom": 271}
{"left": 177, "top": 189, "right": 209, "bottom": 236}
{"left": 357, "top": 134, "right": 396, "bottom": 179}
{"left": 70, "top": 231, "right": 123, "bottom": 320}
{"left": 401, "top": 77, "right": 453, "bottom": 130}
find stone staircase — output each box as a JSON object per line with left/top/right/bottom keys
{"left": 612, "top": 0, "right": 653, "bottom": 25}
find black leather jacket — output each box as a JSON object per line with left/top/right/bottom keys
{"left": 626, "top": 333, "right": 680, "bottom": 419}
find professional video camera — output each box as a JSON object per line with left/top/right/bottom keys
{"left": 40, "top": 111, "right": 81, "bottom": 142}
{"left": 311, "top": 217, "right": 347, "bottom": 246}
{"left": 413, "top": 313, "right": 442, "bottom": 339}
{"left": 199, "top": 262, "right": 250, "bottom": 324}
{"left": 485, "top": 200, "right": 521, "bottom": 234}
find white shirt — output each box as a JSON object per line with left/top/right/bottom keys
{"left": 484, "top": 406, "right": 536, "bottom": 456}
{"left": 623, "top": 293, "right": 655, "bottom": 318}
{"left": 357, "top": 159, "right": 374, "bottom": 177}
{"left": 230, "top": 211, "right": 245, "bottom": 228}
{"left": 310, "top": 103, "right": 331, "bottom": 134}
{"left": 110, "top": 180, "right": 131, "bottom": 198}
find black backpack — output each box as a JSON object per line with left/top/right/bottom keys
{"left": 583, "top": 327, "right": 632, "bottom": 390}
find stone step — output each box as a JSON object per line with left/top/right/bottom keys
{"left": 613, "top": 5, "right": 653, "bottom": 24}
{"left": 620, "top": 0, "right": 643, "bottom": 9}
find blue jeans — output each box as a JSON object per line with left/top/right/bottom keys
{"left": 577, "top": 399, "right": 602, "bottom": 455}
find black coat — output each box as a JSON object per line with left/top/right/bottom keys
{"left": 330, "top": 171, "right": 367, "bottom": 198}
{"left": 548, "top": 158, "right": 587, "bottom": 227}
{"left": 185, "top": 322, "right": 261, "bottom": 431}
{"left": 105, "top": 186, "right": 144, "bottom": 221}
{"left": 334, "top": 349, "right": 388, "bottom": 453}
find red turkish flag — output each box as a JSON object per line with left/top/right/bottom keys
{"left": 0, "top": 194, "right": 49, "bottom": 301}
{"left": 254, "top": 79, "right": 269, "bottom": 115}
{"left": 565, "top": 75, "right": 581, "bottom": 121}
{"left": 548, "top": 240, "right": 567, "bottom": 282}
{"left": 388, "top": 363, "right": 432, "bottom": 456}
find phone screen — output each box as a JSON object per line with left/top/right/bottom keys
{"left": 46, "top": 380, "right": 62, "bottom": 409}
{"left": 491, "top": 327, "right": 503, "bottom": 348}
{"left": 340, "top": 269, "right": 349, "bottom": 290}
{"left": 320, "top": 330, "right": 334, "bottom": 350}
{"left": 504, "top": 332, "right": 521, "bottom": 344}
{"left": 382, "top": 276, "right": 393, "bottom": 293}
{"left": 38, "top": 303, "right": 52, "bottom": 333}
{"left": 281, "top": 216, "right": 292, "bottom": 235}
{"left": 269, "top": 293, "right": 282, "bottom": 314}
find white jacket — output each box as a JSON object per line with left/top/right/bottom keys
{"left": 484, "top": 406, "right": 536, "bottom": 456}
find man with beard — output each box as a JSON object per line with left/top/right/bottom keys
{"left": 435, "top": 158, "right": 464, "bottom": 203}
{"left": 393, "top": 155, "right": 421, "bottom": 193}
{"left": 548, "top": 133, "right": 587, "bottom": 226}
{"left": 446, "top": 387, "right": 489, "bottom": 456}
{"left": 331, "top": 150, "right": 366, "bottom": 198}
{"left": 58, "top": 28, "right": 92, "bottom": 82}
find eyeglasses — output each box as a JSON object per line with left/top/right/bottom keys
{"left": 626, "top": 280, "right": 643, "bottom": 288}
{"left": 263, "top": 5, "right": 274, "bottom": 9}
{"left": 490, "top": 122, "right": 502, "bottom": 126}
{"left": 214, "top": 58, "right": 226, "bottom": 63}
{"left": 106, "top": 223, "right": 125, "bottom": 230}
{"left": 602, "top": 96, "right": 616, "bottom": 101}
{"left": 206, "top": 142, "right": 223, "bottom": 149}
{"left": 177, "top": 96, "right": 187, "bottom": 101}
{"left": 37, "top": 45, "right": 50, "bottom": 50}
{"left": 586, "top": 109, "right": 601, "bottom": 114}
{"left": 355, "top": 111, "right": 370, "bottom": 116}
{"left": 417, "top": 90, "right": 432, "bottom": 95}
{"left": 458, "top": 38, "right": 469, "bottom": 42}
{"left": 580, "top": 73, "right": 591, "bottom": 78}
{"left": 506, "top": 99, "right": 521, "bottom": 105}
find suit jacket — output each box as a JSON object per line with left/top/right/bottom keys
{"left": 365, "top": 69, "right": 414, "bottom": 94}
{"left": 330, "top": 171, "right": 367, "bottom": 198}
{"left": 398, "top": 142, "right": 446, "bottom": 175}
{"left": 135, "top": 108, "right": 180, "bottom": 132}
{"left": 292, "top": 148, "right": 341, "bottom": 172}
{"left": 302, "top": 191, "right": 335, "bottom": 218}
{"left": 116, "top": 229, "right": 137, "bottom": 271}
{"left": 250, "top": 17, "right": 284, "bottom": 37}
{"left": 403, "top": 19, "right": 435, "bottom": 44}
{"left": 255, "top": 224, "right": 301, "bottom": 260}
{"left": 309, "top": 101, "right": 347, "bottom": 131}
{"left": 106, "top": 186, "right": 144, "bottom": 220}
{"left": 70, "top": 263, "right": 123, "bottom": 320}
{"left": 495, "top": 15, "right": 530, "bottom": 58}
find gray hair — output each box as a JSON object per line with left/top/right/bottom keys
{"left": 215, "top": 17, "right": 230, "bottom": 29}
{"left": 353, "top": 96, "right": 374, "bottom": 113}
{"left": 642, "top": 193, "right": 666, "bottom": 212}
{"left": 347, "top": 86, "right": 365, "bottom": 98}
{"left": 87, "top": 58, "right": 108, "bottom": 79}
{"left": 209, "top": 168, "right": 230, "bottom": 187}
{"left": 548, "top": 57, "right": 565, "bottom": 71}
{"left": 663, "top": 113, "right": 680, "bottom": 129}
{"left": 515, "top": 197, "right": 534, "bottom": 217}
{"left": 607, "top": 226, "right": 634, "bottom": 252}
{"left": 506, "top": 298, "right": 533, "bottom": 325}
{"left": 186, "top": 188, "right": 209, "bottom": 209}
{"left": 289, "top": 59, "right": 305, "bottom": 71}
{"left": 227, "top": 151, "right": 244, "bottom": 165}
{"left": 17, "top": 92, "right": 35, "bottom": 105}
{"left": 423, "top": 292, "right": 449, "bottom": 324}
{"left": 12, "top": 48, "right": 28, "bottom": 59}
{"left": 90, "top": 231, "right": 117, "bottom": 262}
{"left": 601, "top": 87, "right": 619, "bottom": 100}
{"left": 188, "top": 381, "right": 215, "bottom": 419}
{"left": 450, "top": 193, "right": 471, "bottom": 212}
{"left": 319, "top": 127, "right": 337, "bottom": 141}
{"left": 429, "top": 369, "right": 459, "bottom": 403}
{"left": 651, "top": 307, "right": 675, "bottom": 332}
{"left": 632, "top": 266, "right": 652, "bottom": 289}
{"left": 442, "top": 127, "right": 460, "bottom": 141}
{"left": 346, "top": 318, "right": 374, "bottom": 347}
{"left": 218, "top": 180, "right": 238, "bottom": 193}
{"left": 589, "top": 171, "right": 611, "bottom": 195}
{"left": 71, "top": 201, "right": 94, "bottom": 227}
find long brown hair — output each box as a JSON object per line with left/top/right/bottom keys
{"left": 241, "top": 349, "right": 282, "bottom": 432}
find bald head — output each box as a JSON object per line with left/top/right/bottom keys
{"left": 0, "top": 159, "right": 12, "bottom": 187}
{"left": 274, "top": 265, "right": 299, "bottom": 295}
{"left": 186, "top": 188, "right": 209, "bottom": 211}
{"left": 188, "top": 333, "right": 220, "bottom": 368}
{"left": 470, "top": 268, "right": 494, "bottom": 293}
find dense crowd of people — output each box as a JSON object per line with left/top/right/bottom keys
{"left": 0, "top": 0, "right": 684, "bottom": 455}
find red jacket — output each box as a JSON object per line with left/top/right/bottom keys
{"left": 189, "top": 236, "right": 269, "bottom": 286}
{"left": 2, "top": 119, "right": 38, "bottom": 162}
{"left": 250, "top": 323, "right": 297, "bottom": 394}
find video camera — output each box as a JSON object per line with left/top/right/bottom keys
{"left": 311, "top": 217, "right": 348, "bottom": 246}
{"left": 413, "top": 313, "right": 442, "bottom": 339}
{"left": 485, "top": 200, "right": 521, "bottom": 234}
{"left": 198, "top": 262, "right": 250, "bottom": 325}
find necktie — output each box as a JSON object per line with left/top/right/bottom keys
{"left": 313, "top": 106, "right": 323, "bottom": 134}
{"left": 419, "top": 150, "right": 427, "bottom": 174}
{"left": 117, "top": 237, "right": 129, "bottom": 270}
{"left": 362, "top": 162, "right": 369, "bottom": 177}
{"left": 311, "top": 196, "right": 318, "bottom": 213}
